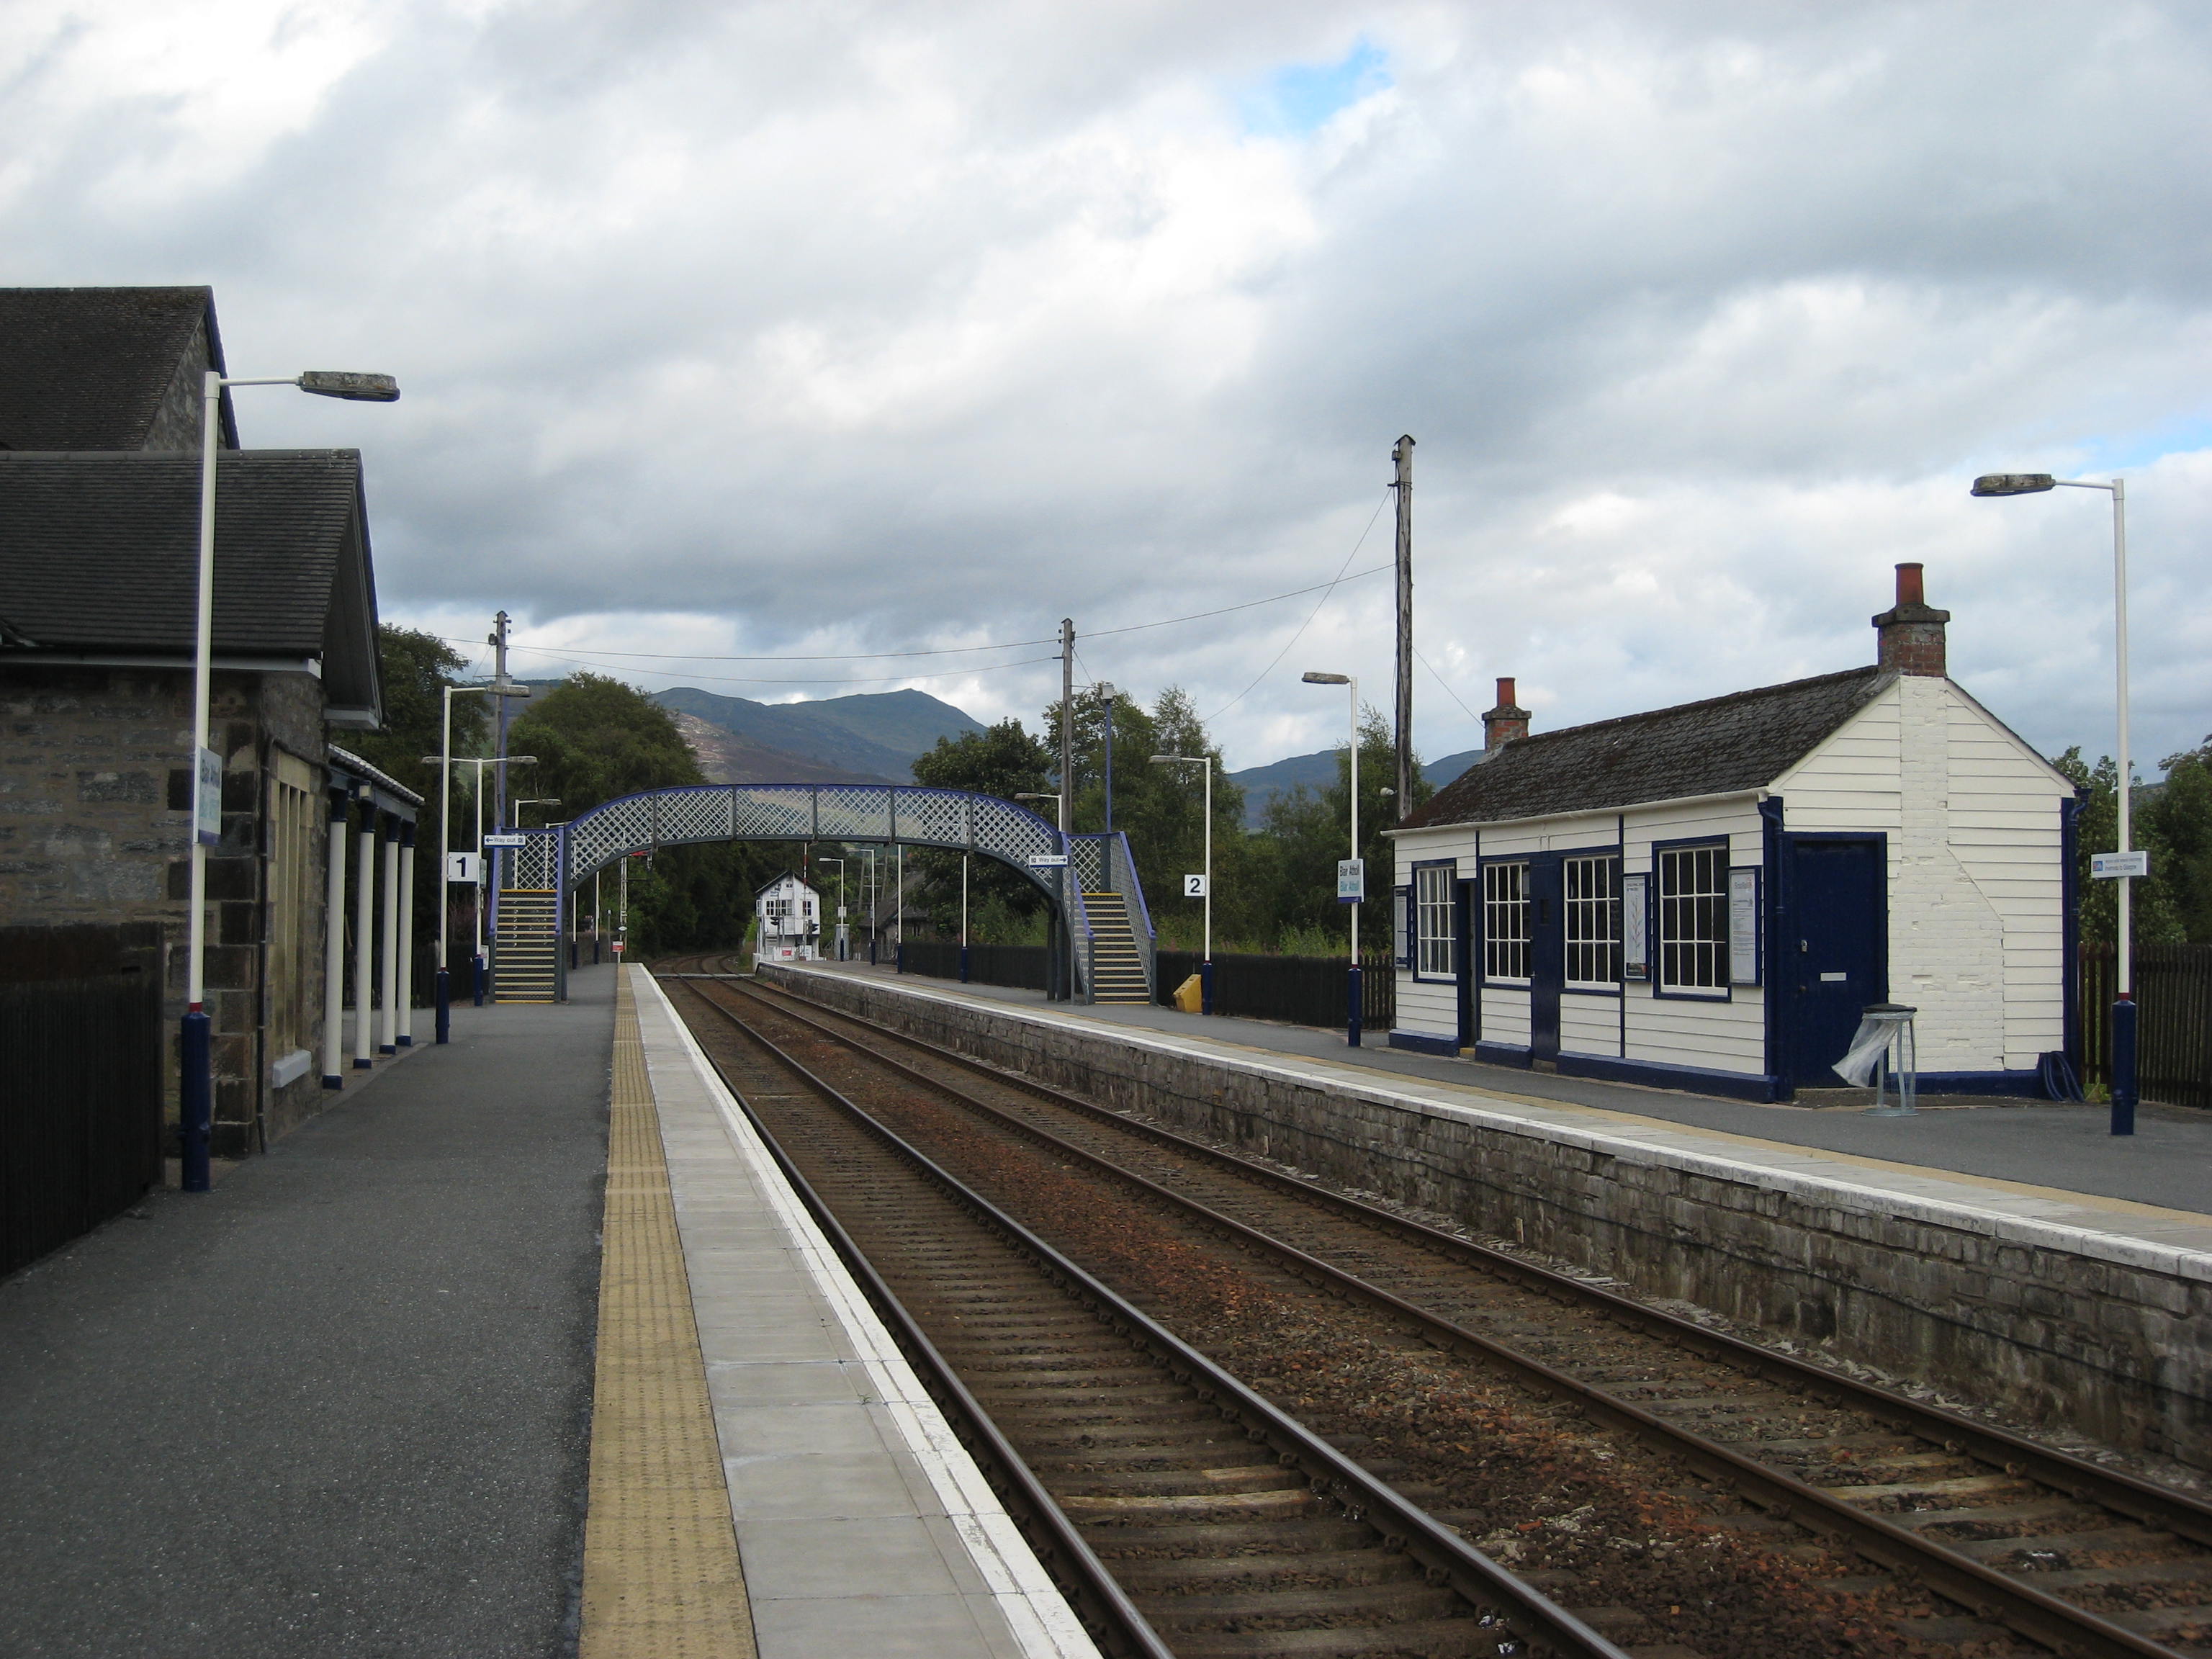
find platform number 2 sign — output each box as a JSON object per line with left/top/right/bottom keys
{"left": 1184, "top": 874, "right": 1208, "bottom": 898}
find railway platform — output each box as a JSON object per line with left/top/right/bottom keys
{"left": 767, "top": 960, "right": 2212, "bottom": 1480}
{"left": 0, "top": 959, "right": 1091, "bottom": 1659}
{"left": 801, "top": 959, "right": 2212, "bottom": 1225}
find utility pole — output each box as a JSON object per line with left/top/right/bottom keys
{"left": 1393, "top": 435, "right": 1415, "bottom": 819}
{"left": 490, "top": 610, "right": 513, "bottom": 833}
{"left": 1059, "top": 617, "right": 1076, "bottom": 1003}
{"left": 1058, "top": 618, "right": 1075, "bottom": 835}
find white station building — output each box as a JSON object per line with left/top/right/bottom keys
{"left": 753, "top": 871, "right": 823, "bottom": 964}
{"left": 1386, "top": 565, "right": 2081, "bottom": 1102}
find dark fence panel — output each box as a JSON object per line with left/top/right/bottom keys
{"left": 1, "top": 973, "right": 163, "bottom": 1278}
{"left": 899, "top": 940, "right": 1051, "bottom": 992}
{"left": 2080, "top": 943, "right": 2212, "bottom": 1110}
{"left": 1156, "top": 950, "right": 1396, "bottom": 1030}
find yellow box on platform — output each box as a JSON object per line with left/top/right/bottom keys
{"left": 1172, "top": 974, "right": 1203, "bottom": 1014}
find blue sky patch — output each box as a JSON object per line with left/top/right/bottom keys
{"left": 1240, "top": 38, "right": 1390, "bottom": 137}
{"left": 2080, "top": 413, "right": 2212, "bottom": 472}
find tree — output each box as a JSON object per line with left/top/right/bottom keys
{"left": 1262, "top": 705, "right": 1432, "bottom": 946}
{"left": 907, "top": 718, "right": 1057, "bottom": 939}
{"left": 2144, "top": 736, "right": 2212, "bottom": 943}
{"left": 2049, "top": 747, "right": 2185, "bottom": 945}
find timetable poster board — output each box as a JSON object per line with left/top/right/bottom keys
{"left": 1622, "top": 872, "right": 1649, "bottom": 980}
{"left": 1729, "top": 866, "right": 1761, "bottom": 986}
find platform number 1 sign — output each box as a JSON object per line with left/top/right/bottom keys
{"left": 1184, "top": 874, "right": 1208, "bottom": 898}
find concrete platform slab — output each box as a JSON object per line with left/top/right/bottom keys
{"left": 629, "top": 968, "right": 1098, "bottom": 1659}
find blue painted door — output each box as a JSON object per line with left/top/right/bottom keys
{"left": 1529, "top": 854, "right": 1564, "bottom": 1063}
{"left": 1784, "top": 837, "right": 1886, "bottom": 1084}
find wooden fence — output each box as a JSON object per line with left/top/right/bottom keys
{"left": 896, "top": 940, "right": 1396, "bottom": 1028}
{"left": 2080, "top": 943, "right": 2212, "bottom": 1110}
{"left": 1155, "top": 950, "right": 1396, "bottom": 1030}
{"left": 896, "top": 940, "right": 1052, "bottom": 992}
{"left": 0, "top": 971, "right": 163, "bottom": 1277}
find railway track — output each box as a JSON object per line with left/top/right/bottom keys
{"left": 657, "top": 969, "right": 1632, "bottom": 1659}
{"left": 657, "top": 958, "right": 2212, "bottom": 1658}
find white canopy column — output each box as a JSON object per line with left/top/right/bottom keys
{"left": 321, "top": 787, "right": 351, "bottom": 1088}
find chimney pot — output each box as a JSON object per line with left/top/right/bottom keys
{"left": 1874, "top": 562, "right": 1951, "bottom": 677}
{"left": 1483, "top": 677, "right": 1531, "bottom": 752}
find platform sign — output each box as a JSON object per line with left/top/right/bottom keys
{"left": 1028, "top": 853, "right": 1069, "bottom": 868}
{"left": 1184, "top": 873, "right": 1208, "bottom": 898}
{"left": 2092, "top": 850, "right": 2151, "bottom": 879}
{"left": 194, "top": 745, "right": 223, "bottom": 847}
{"left": 1336, "top": 858, "right": 1364, "bottom": 903}
{"left": 446, "top": 851, "right": 483, "bottom": 885}
{"left": 483, "top": 832, "right": 526, "bottom": 848}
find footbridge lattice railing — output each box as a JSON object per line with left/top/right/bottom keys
{"left": 494, "top": 783, "right": 1154, "bottom": 1003}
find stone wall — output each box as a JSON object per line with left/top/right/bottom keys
{"left": 0, "top": 664, "right": 335, "bottom": 1154}
{"left": 762, "top": 963, "right": 2212, "bottom": 1472}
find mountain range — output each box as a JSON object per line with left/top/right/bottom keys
{"left": 535, "top": 673, "right": 1487, "bottom": 811}
{"left": 652, "top": 686, "right": 986, "bottom": 783}
{"left": 1226, "top": 747, "right": 1486, "bottom": 827}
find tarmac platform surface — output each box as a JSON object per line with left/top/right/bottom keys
{"left": 0, "top": 970, "right": 616, "bottom": 1658}
{"left": 811, "top": 961, "right": 2212, "bottom": 1225}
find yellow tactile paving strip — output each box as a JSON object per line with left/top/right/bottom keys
{"left": 579, "top": 974, "right": 757, "bottom": 1658}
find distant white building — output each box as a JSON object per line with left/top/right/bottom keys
{"left": 1386, "top": 565, "right": 2080, "bottom": 1101}
{"left": 753, "top": 872, "right": 822, "bottom": 963}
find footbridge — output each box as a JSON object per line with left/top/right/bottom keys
{"left": 490, "top": 783, "right": 1154, "bottom": 1005}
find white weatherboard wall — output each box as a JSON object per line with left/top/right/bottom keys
{"left": 1774, "top": 676, "right": 2071, "bottom": 1074}
{"left": 1393, "top": 674, "right": 2071, "bottom": 1089}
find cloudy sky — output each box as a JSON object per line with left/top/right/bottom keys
{"left": 9, "top": 1, "right": 2209, "bottom": 771}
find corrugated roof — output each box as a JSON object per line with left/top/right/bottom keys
{"left": 1403, "top": 665, "right": 1893, "bottom": 830}
{"left": 0, "top": 287, "right": 229, "bottom": 451}
{"left": 0, "top": 450, "right": 381, "bottom": 721}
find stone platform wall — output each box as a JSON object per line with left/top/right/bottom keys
{"left": 760, "top": 963, "right": 2212, "bottom": 1472}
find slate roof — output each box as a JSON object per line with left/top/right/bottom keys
{"left": 1402, "top": 665, "right": 1893, "bottom": 830}
{"left": 0, "top": 450, "right": 381, "bottom": 720}
{"left": 0, "top": 287, "right": 235, "bottom": 451}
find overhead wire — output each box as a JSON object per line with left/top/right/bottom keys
{"left": 1202, "top": 488, "right": 1394, "bottom": 724}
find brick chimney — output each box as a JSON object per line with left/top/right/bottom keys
{"left": 1483, "top": 677, "right": 1530, "bottom": 752}
{"left": 1873, "top": 562, "right": 1950, "bottom": 677}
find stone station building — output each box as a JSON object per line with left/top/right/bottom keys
{"left": 0, "top": 287, "right": 412, "bottom": 1156}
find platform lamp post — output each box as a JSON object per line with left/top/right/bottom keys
{"left": 1012, "top": 796, "right": 1066, "bottom": 999}
{"left": 426, "top": 753, "right": 538, "bottom": 1010}
{"left": 1302, "top": 671, "right": 1363, "bottom": 1046}
{"left": 1148, "top": 756, "right": 1213, "bottom": 1014}
{"left": 423, "top": 685, "right": 529, "bottom": 1044}
{"left": 1972, "top": 471, "right": 2139, "bottom": 1134}
{"left": 179, "top": 369, "right": 397, "bottom": 1195}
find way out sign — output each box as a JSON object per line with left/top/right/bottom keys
{"left": 1183, "top": 873, "right": 1208, "bottom": 898}
{"left": 1337, "top": 858, "right": 1365, "bottom": 903}
{"left": 2092, "top": 850, "right": 2151, "bottom": 879}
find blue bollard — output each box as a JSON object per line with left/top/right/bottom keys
{"left": 180, "top": 1008, "right": 212, "bottom": 1192}
{"left": 1346, "top": 964, "right": 1363, "bottom": 1048}
{"left": 1200, "top": 958, "right": 1213, "bottom": 1017}
{"left": 472, "top": 953, "right": 486, "bottom": 1007}
{"left": 959, "top": 945, "right": 971, "bottom": 984}
{"left": 2111, "top": 995, "right": 2138, "bottom": 1136}
{"left": 435, "top": 966, "right": 451, "bottom": 1044}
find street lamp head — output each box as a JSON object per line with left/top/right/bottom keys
{"left": 1302, "top": 670, "right": 1350, "bottom": 685}
{"left": 298, "top": 370, "right": 400, "bottom": 403}
{"left": 1972, "top": 473, "right": 2056, "bottom": 497}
